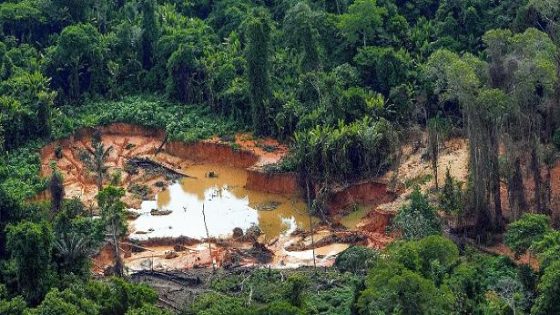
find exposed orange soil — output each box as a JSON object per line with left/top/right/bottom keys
{"left": 41, "top": 124, "right": 293, "bottom": 209}
{"left": 43, "top": 123, "right": 398, "bottom": 273}
{"left": 377, "top": 137, "right": 469, "bottom": 213}
{"left": 326, "top": 180, "right": 397, "bottom": 216}
{"left": 245, "top": 170, "right": 300, "bottom": 195}
{"left": 213, "top": 134, "right": 289, "bottom": 167}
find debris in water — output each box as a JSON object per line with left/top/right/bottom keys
{"left": 150, "top": 208, "right": 173, "bottom": 216}
{"left": 126, "top": 210, "right": 141, "bottom": 219}
{"left": 207, "top": 171, "right": 218, "bottom": 178}
{"left": 126, "top": 157, "right": 185, "bottom": 180}
{"left": 232, "top": 227, "right": 244, "bottom": 239}
{"left": 254, "top": 201, "right": 281, "bottom": 211}
{"left": 243, "top": 224, "right": 262, "bottom": 242}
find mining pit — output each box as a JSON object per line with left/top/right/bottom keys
{"left": 40, "top": 123, "right": 397, "bottom": 274}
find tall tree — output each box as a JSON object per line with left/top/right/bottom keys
{"left": 354, "top": 46, "right": 412, "bottom": 96}
{"left": 6, "top": 221, "right": 53, "bottom": 304}
{"left": 425, "top": 50, "right": 505, "bottom": 233}
{"left": 44, "top": 24, "right": 105, "bottom": 102}
{"left": 51, "top": 0, "right": 92, "bottom": 23}
{"left": 337, "top": 0, "right": 387, "bottom": 48}
{"left": 244, "top": 8, "right": 272, "bottom": 135}
{"left": 141, "top": 0, "right": 158, "bottom": 70}
{"left": 284, "top": 2, "right": 321, "bottom": 72}
{"left": 475, "top": 88, "right": 508, "bottom": 229}
{"left": 427, "top": 116, "right": 449, "bottom": 190}
{"left": 98, "top": 186, "right": 127, "bottom": 277}
{"left": 0, "top": 187, "right": 22, "bottom": 257}
{"left": 166, "top": 44, "right": 200, "bottom": 103}
{"left": 484, "top": 28, "right": 558, "bottom": 215}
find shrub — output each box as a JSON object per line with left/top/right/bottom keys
{"left": 257, "top": 301, "right": 302, "bottom": 315}
{"left": 334, "top": 246, "right": 379, "bottom": 274}
{"left": 416, "top": 235, "right": 459, "bottom": 284}
{"left": 440, "top": 168, "right": 463, "bottom": 214}
{"left": 189, "top": 292, "right": 253, "bottom": 315}
{"left": 392, "top": 188, "right": 441, "bottom": 240}
{"left": 292, "top": 117, "right": 398, "bottom": 183}
{"left": 505, "top": 214, "right": 551, "bottom": 257}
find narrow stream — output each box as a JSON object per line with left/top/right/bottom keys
{"left": 130, "top": 164, "right": 311, "bottom": 241}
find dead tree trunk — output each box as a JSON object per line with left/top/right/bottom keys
{"left": 509, "top": 158, "right": 527, "bottom": 220}
{"left": 489, "top": 127, "right": 504, "bottom": 231}
{"left": 530, "top": 144, "right": 545, "bottom": 214}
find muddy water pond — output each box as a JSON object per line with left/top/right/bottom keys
{"left": 130, "top": 164, "right": 311, "bottom": 241}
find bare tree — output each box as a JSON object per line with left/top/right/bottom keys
{"left": 427, "top": 116, "right": 448, "bottom": 190}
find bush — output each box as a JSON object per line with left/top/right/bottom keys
{"left": 189, "top": 292, "right": 253, "bottom": 315}
{"left": 505, "top": 214, "right": 551, "bottom": 257}
{"left": 531, "top": 261, "right": 560, "bottom": 315}
{"left": 440, "top": 168, "right": 463, "bottom": 214}
{"left": 531, "top": 231, "right": 560, "bottom": 270}
{"left": 416, "top": 235, "right": 459, "bottom": 284}
{"left": 285, "top": 274, "right": 308, "bottom": 307}
{"left": 292, "top": 117, "right": 398, "bottom": 183}
{"left": 51, "top": 96, "right": 240, "bottom": 143}
{"left": 392, "top": 188, "right": 441, "bottom": 240}
{"left": 357, "top": 261, "right": 455, "bottom": 314}
{"left": 257, "top": 301, "right": 302, "bottom": 315}
{"left": 334, "top": 246, "right": 379, "bottom": 274}
{"left": 126, "top": 304, "right": 172, "bottom": 315}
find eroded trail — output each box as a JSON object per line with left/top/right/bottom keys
{"left": 41, "top": 124, "right": 398, "bottom": 274}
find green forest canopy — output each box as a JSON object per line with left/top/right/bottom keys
{"left": 1, "top": 0, "right": 560, "bottom": 314}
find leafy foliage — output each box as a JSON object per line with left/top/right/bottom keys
{"left": 6, "top": 221, "right": 53, "bottom": 304}
{"left": 392, "top": 188, "right": 441, "bottom": 240}
{"left": 291, "top": 117, "right": 398, "bottom": 183}
{"left": 439, "top": 168, "right": 463, "bottom": 214}
{"left": 0, "top": 0, "right": 559, "bottom": 313}
{"left": 334, "top": 246, "right": 379, "bottom": 274}
{"left": 505, "top": 214, "right": 551, "bottom": 257}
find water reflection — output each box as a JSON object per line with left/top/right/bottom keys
{"left": 131, "top": 164, "right": 310, "bottom": 240}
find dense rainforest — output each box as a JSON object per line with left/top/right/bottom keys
{"left": 1, "top": 0, "right": 560, "bottom": 314}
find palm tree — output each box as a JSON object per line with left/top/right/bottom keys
{"left": 79, "top": 131, "right": 113, "bottom": 191}
{"left": 54, "top": 232, "right": 96, "bottom": 273}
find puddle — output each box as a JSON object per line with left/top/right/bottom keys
{"left": 130, "top": 164, "right": 311, "bottom": 240}
{"left": 339, "top": 204, "right": 371, "bottom": 229}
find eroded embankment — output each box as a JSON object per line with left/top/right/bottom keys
{"left": 326, "top": 180, "right": 398, "bottom": 216}
{"left": 41, "top": 123, "right": 300, "bottom": 208}
{"left": 42, "top": 123, "right": 398, "bottom": 273}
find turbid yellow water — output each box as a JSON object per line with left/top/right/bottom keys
{"left": 130, "top": 164, "right": 311, "bottom": 240}
{"left": 339, "top": 204, "right": 371, "bottom": 229}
